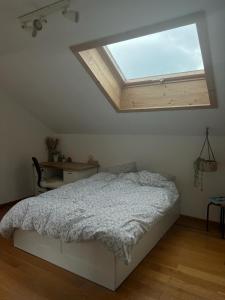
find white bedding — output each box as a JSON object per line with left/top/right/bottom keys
{"left": 0, "top": 171, "right": 179, "bottom": 263}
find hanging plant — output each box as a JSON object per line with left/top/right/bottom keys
{"left": 194, "top": 128, "right": 217, "bottom": 191}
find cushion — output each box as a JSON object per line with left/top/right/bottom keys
{"left": 157, "top": 172, "right": 176, "bottom": 182}
{"left": 100, "top": 162, "right": 137, "bottom": 174}
{"left": 41, "top": 177, "right": 64, "bottom": 189}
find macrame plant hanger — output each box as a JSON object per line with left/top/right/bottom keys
{"left": 194, "top": 127, "right": 217, "bottom": 191}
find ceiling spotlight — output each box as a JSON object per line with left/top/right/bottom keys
{"left": 32, "top": 18, "right": 47, "bottom": 37}
{"left": 62, "top": 8, "right": 79, "bottom": 23}
{"left": 18, "top": 0, "right": 79, "bottom": 38}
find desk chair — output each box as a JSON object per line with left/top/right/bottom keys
{"left": 32, "top": 157, "right": 63, "bottom": 192}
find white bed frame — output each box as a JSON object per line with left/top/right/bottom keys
{"left": 14, "top": 202, "right": 180, "bottom": 290}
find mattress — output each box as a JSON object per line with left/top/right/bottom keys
{"left": 0, "top": 170, "right": 179, "bottom": 263}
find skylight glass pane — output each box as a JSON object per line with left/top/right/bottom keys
{"left": 106, "top": 24, "right": 204, "bottom": 80}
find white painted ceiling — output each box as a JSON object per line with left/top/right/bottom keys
{"left": 0, "top": 0, "right": 225, "bottom": 135}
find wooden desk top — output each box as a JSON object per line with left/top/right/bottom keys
{"left": 40, "top": 162, "right": 98, "bottom": 172}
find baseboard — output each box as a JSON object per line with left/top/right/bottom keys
{"left": 180, "top": 214, "right": 219, "bottom": 225}
{"left": 0, "top": 195, "right": 34, "bottom": 209}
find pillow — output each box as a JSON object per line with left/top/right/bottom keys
{"left": 100, "top": 162, "right": 137, "bottom": 174}
{"left": 157, "top": 172, "right": 176, "bottom": 182}
{"left": 138, "top": 171, "right": 169, "bottom": 186}
{"left": 138, "top": 168, "right": 176, "bottom": 182}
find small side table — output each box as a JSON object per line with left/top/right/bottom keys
{"left": 207, "top": 197, "right": 225, "bottom": 239}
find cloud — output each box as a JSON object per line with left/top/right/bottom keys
{"left": 107, "top": 24, "right": 204, "bottom": 80}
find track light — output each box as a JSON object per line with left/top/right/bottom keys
{"left": 18, "top": 0, "right": 79, "bottom": 38}
{"left": 31, "top": 18, "right": 47, "bottom": 37}
{"left": 62, "top": 8, "right": 79, "bottom": 23}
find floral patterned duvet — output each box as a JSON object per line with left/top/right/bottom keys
{"left": 0, "top": 171, "right": 179, "bottom": 263}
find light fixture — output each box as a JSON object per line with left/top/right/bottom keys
{"left": 32, "top": 17, "right": 47, "bottom": 37}
{"left": 62, "top": 7, "right": 79, "bottom": 23}
{"left": 18, "top": 0, "right": 79, "bottom": 38}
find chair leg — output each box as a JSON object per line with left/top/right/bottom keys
{"left": 222, "top": 207, "right": 225, "bottom": 239}
{"left": 206, "top": 203, "right": 211, "bottom": 231}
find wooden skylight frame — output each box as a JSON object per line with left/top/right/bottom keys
{"left": 70, "top": 12, "right": 217, "bottom": 112}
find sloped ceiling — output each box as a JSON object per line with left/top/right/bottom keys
{"left": 0, "top": 0, "right": 225, "bottom": 135}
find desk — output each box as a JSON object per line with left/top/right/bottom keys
{"left": 40, "top": 162, "right": 98, "bottom": 172}
{"left": 39, "top": 162, "right": 98, "bottom": 185}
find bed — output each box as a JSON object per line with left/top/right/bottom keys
{"left": 0, "top": 170, "right": 179, "bottom": 290}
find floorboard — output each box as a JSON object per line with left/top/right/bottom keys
{"left": 0, "top": 207, "right": 225, "bottom": 299}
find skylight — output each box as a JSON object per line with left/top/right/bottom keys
{"left": 105, "top": 24, "right": 204, "bottom": 81}
{"left": 71, "top": 12, "right": 216, "bottom": 112}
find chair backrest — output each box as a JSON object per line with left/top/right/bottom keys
{"left": 32, "top": 157, "right": 42, "bottom": 188}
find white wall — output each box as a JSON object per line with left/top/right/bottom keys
{"left": 0, "top": 1, "right": 224, "bottom": 136}
{"left": 0, "top": 90, "right": 53, "bottom": 204}
{"left": 59, "top": 134, "right": 225, "bottom": 221}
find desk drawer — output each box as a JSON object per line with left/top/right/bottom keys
{"left": 63, "top": 169, "right": 97, "bottom": 184}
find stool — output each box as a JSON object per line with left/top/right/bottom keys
{"left": 207, "top": 197, "right": 225, "bottom": 239}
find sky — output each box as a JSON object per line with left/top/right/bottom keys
{"left": 106, "top": 23, "right": 204, "bottom": 80}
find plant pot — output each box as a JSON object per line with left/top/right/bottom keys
{"left": 53, "top": 154, "right": 59, "bottom": 162}
{"left": 198, "top": 158, "right": 217, "bottom": 172}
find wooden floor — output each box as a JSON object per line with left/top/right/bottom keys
{"left": 1, "top": 213, "right": 225, "bottom": 300}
